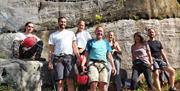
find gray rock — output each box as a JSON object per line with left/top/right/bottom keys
{"left": 0, "top": 58, "right": 46, "bottom": 91}
{"left": 0, "top": 0, "right": 179, "bottom": 30}
{"left": 0, "top": 0, "right": 179, "bottom": 89}
{"left": 0, "top": 33, "right": 15, "bottom": 58}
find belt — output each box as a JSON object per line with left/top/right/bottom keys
{"left": 88, "top": 59, "right": 109, "bottom": 72}
{"left": 54, "top": 53, "right": 72, "bottom": 58}
{"left": 53, "top": 54, "right": 72, "bottom": 62}
{"left": 153, "top": 58, "right": 163, "bottom": 62}
{"left": 90, "top": 59, "right": 105, "bottom": 63}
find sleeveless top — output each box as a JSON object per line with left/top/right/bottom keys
{"left": 111, "top": 42, "right": 121, "bottom": 61}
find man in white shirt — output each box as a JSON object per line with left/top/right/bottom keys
{"left": 48, "top": 17, "right": 79, "bottom": 91}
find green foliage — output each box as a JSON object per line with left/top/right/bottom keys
{"left": 175, "top": 70, "right": 180, "bottom": 81}
{"left": 136, "top": 80, "right": 148, "bottom": 91}
{"left": 95, "top": 14, "right": 103, "bottom": 24}
{"left": 156, "top": 16, "right": 163, "bottom": 20}
{"left": 0, "top": 52, "right": 6, "bottom": 58}
{"left": 0, "top": 84, "right": 13, "bottom": 91}
{"left": 132, "top": 15, "right": 140, "bottom": 20}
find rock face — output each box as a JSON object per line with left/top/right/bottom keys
{"left": 1, "top": 18, "right": 180, "bottom": 79}
{"left": 0, "top": 0, "right": 180, "bottom": 90}
{"left": 100, "top": 18, "right": 180, "bottom": 71}
{"left": 0, "top": 33, "right": 15, "bottom": 58}
{"left": 0, "top": 59, "right": 45, "bottom": 91}
{"left": 0, "top": 0, "right": 179, "bottom": 30}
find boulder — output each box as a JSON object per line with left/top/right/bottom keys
{"left": 0, "top": 0, "right": 179, "bottom": 30}
{"left": 0, "top": 58, "right": 47, "bottom": 91}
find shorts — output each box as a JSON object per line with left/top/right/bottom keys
{"left": 52, "top": 54, "right": 76, "bottom": 81}
{"left": 88, "top": 61, "right": 108, "bottom": 83}
{"left": 153, "top": 58, "right": 167, "bottom": 70}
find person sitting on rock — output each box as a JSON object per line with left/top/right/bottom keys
{"left": 147, "top": 28, "right": 176, "bottom": 91}
{"left": 12, "top": 22, "right": 46, "bottom": 61}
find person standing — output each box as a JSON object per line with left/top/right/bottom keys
{"left": 48, "top": 17, "right": 80, "bottom": 91}
{"left": 76, "top": 20, "right": 92, "bottom": 71}
{"left": 85, "top": 26, "right": 116, "bottom": 91}
{"left": 12, "top": 22, "right": 45, "bottom": 61}
{"left": 76, "top": 20, "right": 92, "bottom": 55}
{"left": 147, "top": 28, "right": 176, "bottom": 91}
{"left": 75, "top": 20, "right": 92, "bottom": 91}
{"left": 130, "top": 32, "right": 154, "bottom": 91}
{"left": 107, "top": 31, "right": 122, "bottom": 91}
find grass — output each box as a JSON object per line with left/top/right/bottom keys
{"left": 136, "top": 69, "right": 180, "bottom": 91}
{"left": 175, "top": 69, "right": 180, "bottom": 81}
{"left": 0, "top": 84, "right": 13, "bottom": 91}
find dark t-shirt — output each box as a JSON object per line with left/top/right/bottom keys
{"left": 148, "top": 40, "right": 163, "bottom": 59}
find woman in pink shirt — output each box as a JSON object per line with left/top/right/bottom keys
{"left": 130, "top": 32, "right": 154, "bottom": 91}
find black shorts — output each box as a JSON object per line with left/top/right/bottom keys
{"left": 52, "top": 54, "right": 76, "bottom": 81}
{"left": 153, "top": 58, "right": 167, "bottom": 71}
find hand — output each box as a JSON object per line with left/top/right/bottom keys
{"left": 81, "top": 66, "right": 87, "bottom": 73}
{"left": 166, "top": 61, "right": 170, "bottom": 67}
{"left": 76, "top": 58, "right": 81, "bottom": 66}
{"left": 111, "top": 66, "right": 116, "bottom": 76}
{"left": 147, "top": 63, "right": 153, "bottom": 70}
{"left": 48, "top": 62, "right": 53, "bottom": 70}
{"left": 112, "top": 49, "right": 116, "bottom": 54}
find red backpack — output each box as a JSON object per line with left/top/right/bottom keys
{"left": 76, "top": 74, "right": 89, "bottom": 85}
{"left": 76, "top": 55, "right": 89, "bottom": 85}
{"left": 21, "top": 37, "right": 37, "bottom": 48}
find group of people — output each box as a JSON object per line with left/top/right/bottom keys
{"left": 12, "top": 16, "right": 176, "bottom": 91}
{"left": 47, "top": 17, "right": 118, "bottom": 91}
{"left": 130, "top": 29, "right": 176, "bottom": 91}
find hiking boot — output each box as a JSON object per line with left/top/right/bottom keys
{"left": 169, "top": 87, "right": 177, "bottom": 91}
{"left": 35, "top": 57, "right": 46, "bottom": 61}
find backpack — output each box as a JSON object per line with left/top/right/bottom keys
{"left": 76, "top": 55, "right": 89, "bottom": 85}
{"left": 21, "top": 37, "right": 37, "bottom": 48}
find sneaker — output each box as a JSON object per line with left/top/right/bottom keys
{"left": 35, "top": 57, "right": 46, "bottom": 61}
{"left": 169, "top": 87, "right": 177, "bottom": 91}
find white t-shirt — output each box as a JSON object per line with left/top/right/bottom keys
{"left": 48, "top": 30, "right": 76, "bottom": 55}
{"left": 14, "top": 32, "right": 40, "bottom": 41}
{"left": 76, "top": 31, "right": 92, "bottom": 49}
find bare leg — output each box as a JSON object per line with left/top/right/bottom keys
{"left": 66, "top": 78, "right": 75, "bottom": 91}
{"left": 153, "top": 70, "right": 162, "bottom": 91}
{"left": 99, "top": 82, "right": 107, "bottom": 91}
{"left": 163, "top": 67, "right": 175, "bottom": 88}
{"left": 57, "top": 80, "right": 63, "bottom": 91}
{"left": 90, "top": 81, "right": 98, "bottom": 91}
